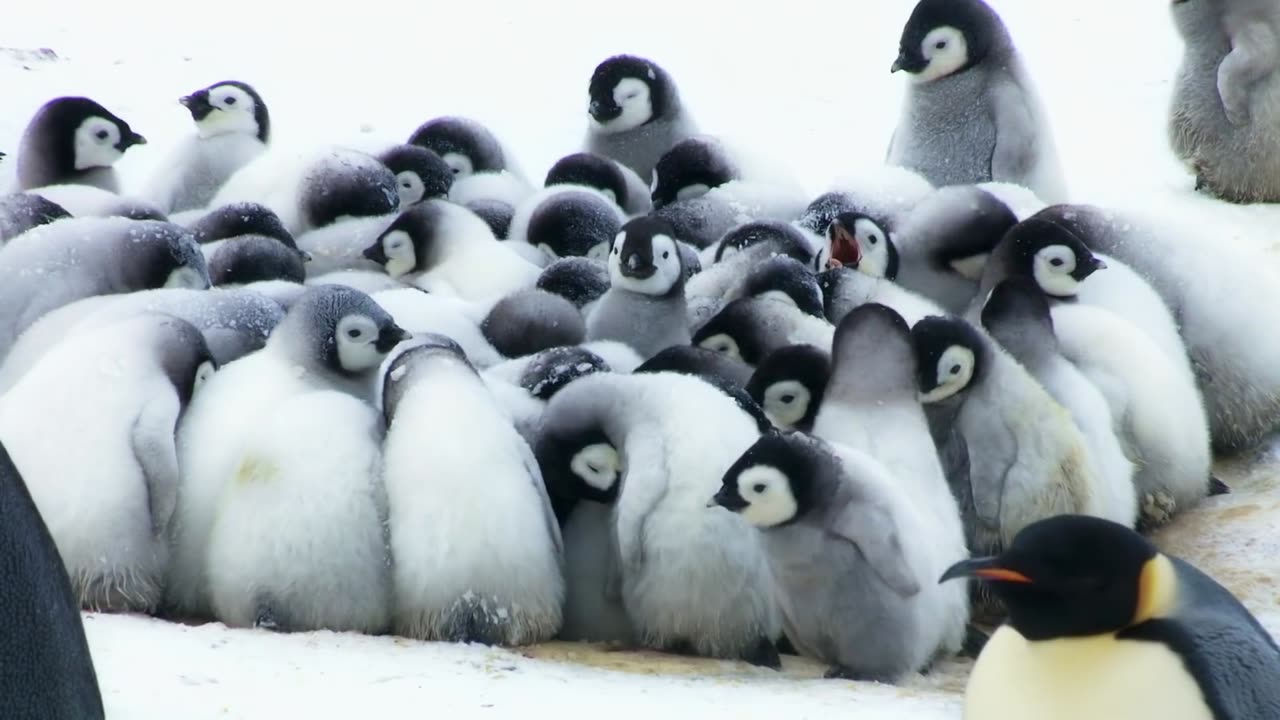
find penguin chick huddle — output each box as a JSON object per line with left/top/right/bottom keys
{"left": 1, "top": 0, "right": 1279, "bottom": 694}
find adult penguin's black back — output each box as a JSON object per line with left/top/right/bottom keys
{"left": 0, "top": 440, "right": 105, "bottom": 719}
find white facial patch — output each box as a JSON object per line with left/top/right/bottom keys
{"left": 586, "top": 241, "right": 610, "bottom": 262}
{"left": 396, "top": 171, "right": 426, "bottom": 207}
{"left": 570, "top": 443, "right": 620, "bottom": 491}
{"left": 735, "top": 465, "right": 798, "bottom": 528}
{"left": 698, "top": 333, "right": 742, "bottom": 361}
{"left": 442, "top": 152, "right": 474, "bottom": 177}
{"left": 608, "top": 232, "right": 683, "bottom": 295}
{"left": 380, "top": 230, "right": 418, "bottom": 279}
{"left": 335, "top": 314, "right": 385, "bottom": 372}
{"left": 192, "top": 360, "right": 216, "bottom": 395}
{"left": 536, "top": 242, "right": 559, "bottom": 262}
{"left": 915, "top": 26, "right": 969, "bottom": 83}
{"left": 164, "top": 266, "right": 208, "bottom": 290}
{"left": 762, "top": 380, "right": 811, "bottom": 428}
{"left": 675, "top": 183, "right": 711, "bottom": 203}
{"left": 73, "top": 116, "right": 124, "bottom": 170}
{"left": 195, "top": 85, "right": 259, "bottom": 138}
{"left": 853, "top": 218, "right": 891, "bottom": 278}
{"left": 757, "top": 290, "right": 799, "bottom": 309}
{"left": 920, "top": 345, "right": 976, "bottom": 403}
{"left": 595, "top": 77, "right": 652, "bottom": 133}
{"left": 600, "top": 188, "right": 618, "bottom": 205}
{"left": 948, "top": 253, "right": 990, "bottom": 281}
{"left": 1033, "top": 244, "right": 1081, "bottom": 297}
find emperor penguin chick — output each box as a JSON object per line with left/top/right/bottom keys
{"left": 381, "top": 337, "right": 564, "bottom": 646}
{"left": 714, "top": 431, "right": 965, "bottom": 682}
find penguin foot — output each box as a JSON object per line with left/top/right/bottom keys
{"left": 253, "top": 605, "right": 282, "bottom": 632}
{"left": 824, "top": 665, "right": 893, "bottom": 683}
{"left": 960, "top": 624, "right": 991, "bottom": 659}
{"left": 1209, "top": 475, "right": 1231, "bottom": 496}
{"left": 775, "top": 635, "right": 800, "bottom": 656}
{"left": 1138, "top": 492, "right": 1178, "bottom": 530}
{"left": 739, "top": 637, "right": 782, "bottom": 670}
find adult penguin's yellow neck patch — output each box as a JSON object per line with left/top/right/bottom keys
{"left": 1134, "top": 553, "right": 1179, "bottom": 624}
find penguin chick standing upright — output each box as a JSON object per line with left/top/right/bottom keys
{"left": 143, "top": 81, "right": 271, "bottom": 213}
{"left": 979, "top": 279, "right": 1138, "bottom": 528}
{"left": 887, "top": 0, "right": 1067, "bottom": 203}
{"left": 713, "top": 431, "right": 958, "bottom": 682}
{"left": 1169, "top": 0, "right": 1280, "bottom": 203}
{"left": 583, "top": 54, "right": 698, "bottom": 182}
{"left": 14, "top": 96, "right": 147, "bottom": 192}
{"left": 942, "top": 514, "right": 1280, "bottom": 720}
{"left": 585, "top": 216, "right": 690, "bottom": 359}
{"left": 0, "top": 314, "right": 215, "bottom": 614}
{"left": 381, "top": 338, "right": 564, "bottom": 646}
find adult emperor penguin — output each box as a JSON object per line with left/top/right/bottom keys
{"left": 583, "top": 54, "right": 698, "bottom": 181}
{"left": 911, "top": 314, "right": 1099, "bottom": 554}
{"left": 585, "top": 215, "right": 691, "bottom": 359}
{"left": 886, "top": 0, "right": 1068, "bottom": 203}
{"left": 0, "top": 217, "right": 209, "bottom": 361}
{"left": 713, "top": 430, "right": 965, "bottom": 681}
{"left": 1169, "top": 0, "right": 1280, "bottom": 203}
{"left": 166, "top": 285, "right": 408, "bottom": 620}
{"left": 0, "top": 440, "right": 105, "bottom": 719}
{"left": 979, "top": 279, "right": 1138, "bottom": 528}
{"left": 942, "top": 514, "right": 1280, "bottom": 720}
{"left": 0, "top": 314, "right": 215, "bottom": 613}
{"left": 381, "top": 337, "right": 564, "bottom": 645}
{"left": 534, "top": 371, "right": 781, "bottom": 665}
{"left": 14, "top": 96, "right": 147, "bottom": 192}
{"left": 143, "top": 80, "right": 271, "bottom": 213}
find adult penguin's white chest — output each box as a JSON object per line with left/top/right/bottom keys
{"left": 965, "top": 625, "right": 1213, "bottom": 720}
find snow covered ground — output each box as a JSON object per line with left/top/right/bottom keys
{"left": 5, "top": 0, "right": 1280, "bottom": 717}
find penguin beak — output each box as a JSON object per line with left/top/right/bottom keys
{"left": 589, "top": 100, "right": 622, "bottom": 124}
{"left": 119, "top": 131, "right": 147, "bottom": 151}
{"left": 1072, "top": 256, "right": 1107, "bottom": 281}
{"left": 620, "top": 252, "right": 656, "bottom": 279}
{"left": 180, "top": 92, "right": 216, "bottom": 121}
{"left": 891, "top": 50, "right": 927, "bottom": 74}
{"left": 709, "top": 487, "right": 749, "bottom": 511}
{"left": 363, "top": 240, "right": 388, "bottom": 265}
{"left": 375, "top": 324, "right": 412, "bottom": 353}
{"left": 891, "top": 57, "right": 904, "bottom": 73}
{"left": 939, "top": 557, "right": 1033, "bottom": 585}
{"left": 827, "top": 218, "right": 862, "bottom": 267}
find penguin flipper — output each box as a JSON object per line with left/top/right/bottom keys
{"left": 612, "top": 432, "right": 669, "bottom": 580}
{"left": 130, "top": 392, "right": 182, "bottom": 538}
{"left": 517, "top": 439, "right": 563, "bottom": 558}
{"left": 988, "top": 79, "right": 1037, "bottom": 183}
{"left": 1215, "top": 21, "right": 1276, "bottom": 126}
{"left": 830, "top": 498, "right": 920, "bottom": 598}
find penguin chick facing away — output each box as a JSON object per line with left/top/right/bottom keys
{"left": 144, "top": 80, "right": 270, "bottom": 214}
{"left": 0, "top": 192, "right": 71, "bottom": 243}
{"left": 584, "top": 54, "right": 697, "bottom": 182}
{"left": 544, "top": 151, "right": 653, "bottom": 215}
{"left": 0, "top": 314, "right": 216, "bottom": 614}
{"left": 980, "top": 279, "right": 1139, "bottom": 529}
{"left": 887, "top": 0, "right": 1067, "bottom": 203}
{"left": 942, "top": 514, "right": 1280, "bottom": 720}
{"left": 534, "top": 372, "right": 781, "bottom": 666}
{"left": 585, "top": 216, "right": 691, "bottom": 359}
{"left": 911, "top": 315, "right": 1099, "bottom": 554}
{"left": 0, "top": 441, "right": 105, "bottom": 720}
{"left": 381, "top": 337, "right": 564, "bottom": 646}
{"left": 1169, "top": 0, "right": 1280, "bottom": 203}
{"left": 713, "top": 431, "right": 960, "bottom": 682}
{"left": 408, "top": 116, "right": 511, "bottom": 178}
{"left": 15, "top": 96, "right": 147, "bottom": 192}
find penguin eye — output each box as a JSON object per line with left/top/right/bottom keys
{"left": 95, "top": 129, "right": 109, "bottom": 140}
{"left": 935, "top": 40, "right": 947, "bottom": 50}
{"left": 347, "top": 328, "right": 363, "bottom": 339}
{"left": 1049, "top": 258, "right": 1065, "bottom": 268}
{"left": 950, "top": 364, "right": 962, "bottom": 375}
{"left": 224, "top": 96, "right": 237, "bottom": 105}
{"left": 752, "top": 483, "right": 767, "bottom": 494}
{"left": 780, "top": 394, "right": 796, "bottom": 404}
{"left": 868, "top": 234, "right": 879, "bottom": 245}
{"left": 662, "top": 251, "right": 670, "bottom": 259}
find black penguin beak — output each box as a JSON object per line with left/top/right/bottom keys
{"left": 1072, "top": 256, "right": 1107, "bottom": 281}
{"left": 709, "top": 487, "right": 749, "bottom": 511}
{"left": 119, "top": 131, "right": 147, "bottom": 150}
{"left": 180, "top": 92, "right": 216, "bottom": 121}
{"left": 939, "top": 557, "right": 1034, "bottom": 585}
{"left": 375, "top": 324, "right": 412, "bottom": 353}
{"left": 589, "top": 100, "right": 622, "bottom": 123}
{"left": 891, "top": 50, "right": 927, "bottom": 74}
{"left": 363, "top": 240, "right": 388, "bottom": 265}
{"left": 620, "top": 252, "right": 656, "bottom": 279}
